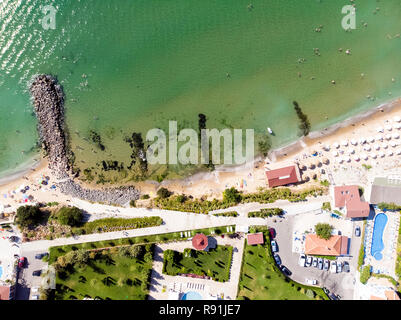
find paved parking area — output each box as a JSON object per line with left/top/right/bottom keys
{"left": 16, "top": 248, "right": 49, "bottom": 300}
{"left": 270, "top": 214, "right": 363, "bottom": 300}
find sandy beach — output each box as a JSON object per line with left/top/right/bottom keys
{"left": 2, "top": 97, "right": 401, "bottom": 208}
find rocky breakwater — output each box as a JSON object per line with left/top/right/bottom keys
{"left": 30, "top": 75, "right": 140, "bottom": 206}
{"left": 30, "top": 74, "right": 70, "bottom": 179}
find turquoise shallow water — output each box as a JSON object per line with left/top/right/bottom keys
{"left": 1, "top": 0, "right": 401, "bottom": 181}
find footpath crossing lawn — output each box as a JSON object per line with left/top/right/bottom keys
{"left": 237, "top": 229, "right": 328, "bottom": 300}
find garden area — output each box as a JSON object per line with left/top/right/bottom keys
{"left": 237, "top": 227, "right": 328, "bottom": 300}
{"left": 162, "top": 245, "right": 233, "bottom": 282}
{"left": 54, "top": 244, "right": 154, "bottom": 300}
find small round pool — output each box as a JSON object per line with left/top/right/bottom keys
{"left": 371, "top": 213, "right": 388, "bottom": 261}
{"left": 181, "top": 291, "right": 203, "bottom": 300}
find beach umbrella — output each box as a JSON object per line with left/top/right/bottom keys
{"left": 308, "top": 162, "right": 315, "bottom": 169}
{"left": 377, "top": 127, "right": 384, "bottom": 133}
{"left": 322, "top": 157, "right": 329, "bottom": 164}
{"left": 333, "top": 142, "right": 340, "bottom": 149}
{"left": 348, "top": 149, "right": 355, "bottom": 155}
{"left": 385, "top": 134, "right": 392, "bottom": 140}
{"left": 394, "top": 116, "right": 401, "bottom": 122}
{"left": 392, "top": 133, "right": 400, "bottom": 139}
{"left": 303, "top": 175, "right": 310, "bottom": 182}
{"left": 382, "top": 143, "right": 389, "bottom": 149}
{"left": 396, "top": 149, "right": 401, "bottom": 155}
{"left": 359, "top": 138, "right": 366, "bottom": 145}
{"left": 336, "top": 157, "right": 343, "bottom": 163}
{"left": 375, "top": 135, "right": 383, "bottom": 141}
{"left": 353, "top": 155, "right": 360, "bottom": 161}
{"left": 390, "top": 141, "right": 397, "bottom": 148}
{"left": 374, "top": 144, "right": 381, "bottom": 150}
{"left": 385, "top": 124, "right": 392, "bottom": 131}
{"left": 371, "top": 153, "right": 377, "bottom": 159}
{"left": 361, "top": 153, "right": 368, "bottom": 160}
{"left": 387, "top": 150, "right": 393, "bottom": 156}
{"left": 368, "top": 136, "right": 375, "bottom": 143}
{"left": 332, "top": 151, "right": 339, "bottom": 157}
{"left": 341, "top": 140, "right": 348, "bottom": 146}
{"left": 311, "top": 173, "right": 317, "bottom": 180}
{"left": 363, "top": 145, "right": 371, "bottom": 151}
{"left": 315, "top": 160, "right": 322, "bottom": 167}
{"left": 351, "top": 139, "right": 358, "bottom": 146}
{"left": 394, "top": 123, "right": 401, "bottom": 129}
{"left": 379, "top": 151, "right": 385, "bottom": 158}
{"left": 344, "top": 156, "right": 351, "bottom": 162}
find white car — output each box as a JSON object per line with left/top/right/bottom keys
{"left": 31, "top": 295, "right": 39, "bottom": 300}
{"left": 330, "top": 261, "right": 337, "bottom": 273}
{"left": 305, "top": 278, "right": 318, "bottom": 285}
{"left": 271, "top": 240, "right": 278, "bottom": 252}
{"left": 31, "top": 287, "right": 39, "bottom": 293}
{"left": 298, "top": 254, "right": 306, "bottom": 267}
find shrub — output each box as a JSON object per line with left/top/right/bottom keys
{"left": 140, "top": 194, "right": 150, "bottom": 200}
{"left": 378, "top": 202, "right": 401, "bottom": 211}
{"left": 360, "top": 265, "right": 371, "bottom": 284}
{"left": 129, "top": 200, "right": 136, "bottom": 208}
{"left": 315, "top": 223, "right": 333, "bottom": 240}
{"left": 56, "top": 207, "right": 83, "bottom": 227}
{"left": 223, "top": 187, "right": 241, "bottom": 204}
{"left": 16, "top": 205, "right": 42, "bottom": 228}
{"left": 157, "top": 187, "right": 172, "bottom": 199}
{"left": 213, "top": 211, "right": 239, "bottom": 217}
{"left": 322, "top": 202, "right": 331, "bottom": 211}
{"left": 248, "top": 208, "right": 283, "bottom": 218}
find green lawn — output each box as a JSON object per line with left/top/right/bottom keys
{"left": 163, "top": 245, "right": 233, "bottom": 282}
{"left": 49, "top": 225, "right": 235, "bottom": 264}
{"left": 55, "top": 245, "right": 153, "bottom": 300}
{"left": 237, "top": 228, "right": 328, "bottom": 300}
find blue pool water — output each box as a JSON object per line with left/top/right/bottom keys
{"left": 0, "top": 266, "right": 3, "bottom": 278}
{"left": 181, "top": 291, "right": 203, "bottom": 300}
{"left": 371, "top": 213, "right": 388, "bottom": 261}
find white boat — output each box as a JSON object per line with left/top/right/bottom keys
{"left": 267, "top": 127, "right": 273, "bottom": 134}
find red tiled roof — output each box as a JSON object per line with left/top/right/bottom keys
{"left": 0, "top": 286, "right": 10, "bottom": 300}
{"left": 305, "top": 234, "right": 349, "bottom": 256}
{"left": 334, "top": 185, "right": 370, "bottom": 218}
{"left": 192, "top": 233, "right": 208, "bottom": 250}
{"left": 247, "top": 232, "right": 264, "bottom": 245}
{"left": 265, "top": 165, "right": 300, "bottom": 188}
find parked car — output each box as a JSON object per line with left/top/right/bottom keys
{"left": 318, "top": 258, "right": 323, "bottom": 270}
{"left": 271, "top": 240, "right": 278, "bottom": 252}
{"left": 273, "top": 253, "right": 281, "bottom": 266}
{"left": 306, "top": 256, "right": 312, "bottom": 267}
{"left": 355, "top": 226, "right": 361, "bottom": 237}
{"left": 269, "top": 228, "right": 276, "bottom": 238}
{"left": 324, "top": 259, "right": 330, "bottom": 271}
{"left": 18, "top": 257, "right": 26, "bottom": 268}
{"left": 305, "top": 278, "right": 318, "bottom": 285}
{"left": 343, "top": 261, "right": 350, "bottom": 273}
{"left": 31, "top": 295, "right": 39, "bottom": 300}
{"left": 337, "top": 261, "right": 343, "bottom": 273}
{"left": 31, "top": 287, "right": 39, "bottom": 293}
{"left": 32, "top": 270, "right": 42, "bottom": 277}
{"left": 330, "top": 261, "right": 337, "bottom": 273}
{"left": 8, "top": 236, "right": 18, "bottom": 243}
{"left": 312, "top": 257, "right": 318, "bottom": 268}
{"left": 329, "top": 293, "right": 339, "bottom": 300}
{"left": 280, "top": 265, "right": 292, "bottom": 276}
{"left": 35, "top": 253, "right": 49, "bottom": 260}
{"left": 298, "top": 254, "right": 306, "bottom": 267}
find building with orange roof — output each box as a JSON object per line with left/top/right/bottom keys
{"left": 265, "top": 165, "right": 301, "bottom": 188}
{"left": 192, "top": 233, "right": 208, "bottom": 251}
{"left": 304, "top": 234, "right": 349, "bottom": 256}
{"left": 246, "top": 232, "right": 264, "bottom": 245}
{"left": 332, "top": 185, "right": 370, "bottom": 219}
{"left": 0, "top": 285, "right": 14, "bottom": 300}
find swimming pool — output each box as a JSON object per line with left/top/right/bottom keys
{"left": 371, "top": 213, "right": 388, "bottom": 261}
{"left": 0, "top": 266, "right": 3, "bottom": 279}
{"left": 181, "top": 291, "right": 203, "bottom": 300}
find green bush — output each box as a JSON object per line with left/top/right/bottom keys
{"left": 16, "top": 205, "right": 42, "bottom": 228}
{"left": 360, "top": 265, "right": 371, "bottom": 284}
{"left": 315, "top": 223, "right": 333, "bottom": 240}
{"left": 129, "top": 200, "right": 136, "bottom": 207}
{"left": 140, "top": 194, "right": 150, "bottom": 200}
{"left": 223, "top": 187, "right": 242, "bottom": 204}
{"left": 378, "top": 202, "right": 401, "bottom": 211}
{"left": 248, "top": 208, "right": 283, "bottom": 218}
{"left": 56, "top": 207, "right": 83, "bottom": 227}
{"left": 322, "top": 202, "right": 331, "bottom": 211}
{"left": 213, "top": 211, "right": 239, "bottom": 217}
{"left": 157, "top": 187, "right": 172, "bottom": 199}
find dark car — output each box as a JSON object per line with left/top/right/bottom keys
{"left": 355, "top": 226, "right": 361, "bottom": 237}
{"left": 343, "top": 261, "right": 350, "bottom": 273}
{"left": 329, "top": 293, "right": 339, "bottom": 300}
{"left": 32, "top": 270, "right": 42, "bottom": 277}
{"left": 8, "top": 236, "right": 18, "bottom": 243}
{"left": 35, "top": 253, "right": 49, "bottom": 260}
{"left": 318, "top": 258, "right": 323, "bottom": 270}
{"left": 273, "top": 253, "right": 281, "bottom": 266}
{"left": 280, "top": 265, "right": 292, "bottom": 276}
{"left": 18, "top": 257, "right": 26, "bottom": 268}
{"left": 269, "top": 228, "right": 276, "bottom": 238}
{"left": 324, "top": 259, "right": 330, "bottom": 271}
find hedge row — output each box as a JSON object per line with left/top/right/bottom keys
{"left": 248, "top": 208, "right": 283, "bottom": 218}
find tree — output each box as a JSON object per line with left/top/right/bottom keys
{"left": 15, "top": 205, "right": 42, "bottom": 228}
{"left": 315, "top": 223, "right": 333, "bottom": 240}
{"left": 360, "top": 265, "right": 371, "bottom": 284}
{"left": 293, "top": 101, "right": 311, "bottom": 136}
{"left": 223, "top": 187, "right": 242, "bottom": 204}
{"left": 57, "top": 207, "right": 83, "bottom": 227}
{"left": 157, "top": 187, "right": 172, "bottom": 199}
{"left": 129, "top": 245, "right": 144, "bottom": 259}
